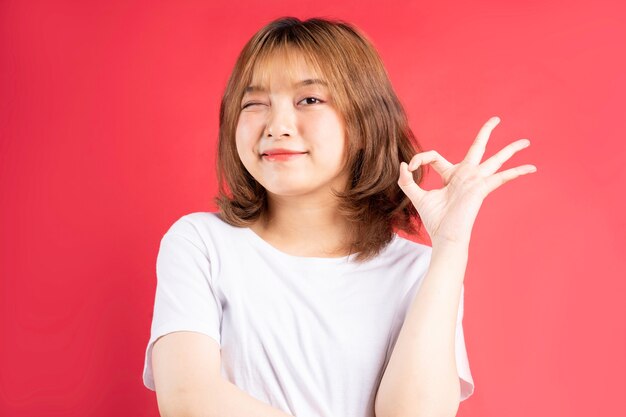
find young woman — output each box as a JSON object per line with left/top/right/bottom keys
{"left": 143, "top": 16, "right": 536, "bottom": 417}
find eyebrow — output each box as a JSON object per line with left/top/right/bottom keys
{"left": 244, "top": 78, "right": 328, "bottom": 94}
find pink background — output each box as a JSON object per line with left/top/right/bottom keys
{"left": 1, "top": 0, "right": 624, "bottom": 416}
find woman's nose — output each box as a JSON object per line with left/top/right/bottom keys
{"left": 264, "top": 102, "right": 296, "bottom": 138}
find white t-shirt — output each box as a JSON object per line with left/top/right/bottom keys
{"left": 143, "top": 212, "right": 474, "bottom": 417}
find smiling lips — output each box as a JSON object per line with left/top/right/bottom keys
{"left": 261, "top": 148, "right": 308, "bottom": 161}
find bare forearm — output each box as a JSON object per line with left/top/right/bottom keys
{"left": 207, "top": 379, "right": 295, "bottom": 417}
{"left": 375, "top": 241, "right": 468, "bottom": 417}
{"left": 172, "top": 378, "right": 294, "bottom": 417}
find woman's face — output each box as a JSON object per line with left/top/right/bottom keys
{"left": 235, "top": 52, "right": 349, "bottom": 201}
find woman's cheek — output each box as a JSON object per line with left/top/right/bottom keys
{"left": 238, "top": 115, "right": 265, "bottom": 143}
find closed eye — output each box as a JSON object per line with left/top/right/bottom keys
{"left": 241, "top": 102, "right": 264, "bottom": 109}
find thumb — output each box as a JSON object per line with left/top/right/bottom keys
{"left": 397, "top": 161, "right": 425, "bottom": 204}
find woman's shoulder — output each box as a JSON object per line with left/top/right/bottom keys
{"left": 387, "top": 233, "right": 432, "bottom": 257}
{"left": 378, "top": 233, "right": 433, "bottom": 268}
{"left": 160, "top": 211, "right": 241, "bottom": 250}
{"left": 165, "top": 211, "right": 231, "bottom": 234}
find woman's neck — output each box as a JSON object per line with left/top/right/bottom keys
{"left": 250, "top": 197, "right": 352, "bottom": 258}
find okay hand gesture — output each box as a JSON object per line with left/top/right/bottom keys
{"left": 398, "top": 117, "right": 537, "bottom": 247}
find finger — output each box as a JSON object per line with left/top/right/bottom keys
{"left": 398, "top": 161, "right": 426, "bottom": 202}
{"left": 463, "top": 116, "right": 501, "bottom": 166}
{"left": 483, "top": 164, "right": 537, "bottom": 194}
{"left": 407, "top": 150, "right": 454, "bottom": 177}
{"left": 479, "top": 139, "right": 531, "bottom": 176}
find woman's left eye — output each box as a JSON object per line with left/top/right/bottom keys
{"left": 299, "top": 97, "right": 323, "bottom": 105}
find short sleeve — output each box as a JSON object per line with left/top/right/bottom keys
{"left": 142, "top": 218, "right": 223, "bottom": 391}
{"left": 456, "top": 283, "right": 474, "bottom": 401}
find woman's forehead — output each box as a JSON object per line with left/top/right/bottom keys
{"left": 249, "top": 48, "right": 325, "bottom": 87}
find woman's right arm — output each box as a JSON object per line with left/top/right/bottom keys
{"left": 152, "top": 331, "right": 295, "bottom": 417}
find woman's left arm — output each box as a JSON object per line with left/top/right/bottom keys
{"left": 375, "top": 117, "right": 537, "bottom": 417}
{"left": 375, "top": 241, "right": 467, "bottom": 417}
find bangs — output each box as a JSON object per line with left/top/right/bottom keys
{"left": 245, "top": 42, "right": 328, "bottom": 94}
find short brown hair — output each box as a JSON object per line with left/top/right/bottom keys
{"left": 214, "top": 16, "right": 425, "bottom": 262}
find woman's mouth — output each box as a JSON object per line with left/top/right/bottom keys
{"left": 261, "top": 152, "right": 308, "bottom": 161}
